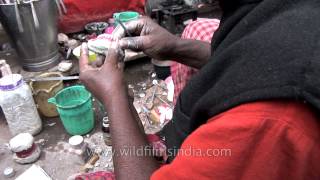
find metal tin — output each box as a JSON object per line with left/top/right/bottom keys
{"left": 0, "top": 0, "right": 60, "bottom": 71}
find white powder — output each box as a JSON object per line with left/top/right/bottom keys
{"left": 9, "top": 133, "right": 34, "bottom": 152}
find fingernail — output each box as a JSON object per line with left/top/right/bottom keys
{"left": 81, "top": 43, "right": 88, "bottom": 55}
{"left": 119, "top": 39, "right": 125, "bottom": 48}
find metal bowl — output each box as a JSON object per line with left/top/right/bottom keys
{"left": 85, "top": 22, "right": 108, "bottom": 35}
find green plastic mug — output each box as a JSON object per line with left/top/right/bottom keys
{"left": 48, "top": 85, "right": 94, "bottom": 135}
{"left": 113, "top": 11, "right": 139, "bottom": 26}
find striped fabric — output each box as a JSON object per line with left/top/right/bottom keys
{"left": 171, "top": 19, "right": 220, "bottom": 105}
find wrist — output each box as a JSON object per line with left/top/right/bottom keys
{"left": 164, "top": 35, "right": 181, "bottom": 59}
{"left": 102, "top": 83, "right": 128, "bottom": 108}
{"left": 170, "top": 39, "right": 211, "bottom": 68}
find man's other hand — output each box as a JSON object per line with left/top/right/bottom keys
{"left": 112, "top": 16, "right": 179, "bottom": 60}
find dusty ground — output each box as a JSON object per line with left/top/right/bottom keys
{"left": 0, "top": 28, "right": 155, "bottom": 179}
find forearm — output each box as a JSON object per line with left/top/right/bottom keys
{"left": 128, "top": 99, "right": 145, "bottom": 132}
{"left": 103, "top": 87, "right": 159, "bottom": 180}
{"left": 168, "top": 38, "right": 211, "bottom": 69}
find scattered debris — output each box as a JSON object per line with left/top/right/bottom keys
{"left": 72, "top": 33, "right": 88, "bottom": 42}
{"left": 58, "top": 61, "right": 73, "bottom": 72}
{"left": 94, "top": 147, "right": 103, "bottom": 155}
{"left": 139, "top": 93, "right": 146, "bottom": 98}
{"left": 81, "top": 153, "right": 100, "bottom": 172}
{"left": 35, "top": 139, "right": 46, "bottom": 146}
{"left": 84, "top": 132, "right": 114, "bottom": 172}
{"left": 72, "top": 171, "right": 115, "bottom": 180}
{"left": 128, "top": 84, "right": 134, "bottom": 89}
{"left": 3, "top": 167, "right": 15, "bottom": 178}
{"left": 165, "top": 76, "right": 174, "bottom": 102}
{"left": 58, "top": 33, "right": 69, "bottom": 44}
{"left": 151, "top": 72, "right": 157, "bottom": 78}
{"left": 46, "top": 122, "right": 57, "bottom": 127}
{"left": 1, "top": 43, "right": 12, "bottom": 52}
{"left": 132, "top": 74, "right": 174, "bottom": 134}
{"left": 152, "top": 79, "right": 158, "bottom": 85}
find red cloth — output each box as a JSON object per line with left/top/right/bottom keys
{"left": 151, "top": 100, "right": 320, "bottom": 179}
{"left": 58, "top": 0, "right": 145, "bottom": 33}
{"left": 171, "top": 18, "right": 220, "bottom": 105}
{"left": 75, "top": 171, "right": 115, "bottom": 180}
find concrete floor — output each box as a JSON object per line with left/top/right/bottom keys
{"left": 0, "top": 29, "right": 154, "bottom": 179}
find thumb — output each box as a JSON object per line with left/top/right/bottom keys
{"left": 119, "top": 36, "right": 148, "bottom": 51}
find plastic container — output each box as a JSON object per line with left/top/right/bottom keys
{"left": 0, "top": 74, "right": 42, "bottom": 136}
{"left": 48, "top": 86, "right": 94, "bottom": 135}
{"left": 30, "top": 72, "right": 64, "bottom": 117}
{"left": 73, "top": 45, "right": 97, "bottom": 62}
{"left": 113, "top": 11, "right": 139, "bottom": 25}
{"left": 102, "top": 117, "right": 112, "bottom": 146}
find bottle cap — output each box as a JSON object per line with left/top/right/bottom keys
{"left": 0, "top": 74, "right": 23, "bottom": 91}
{"left": 102, "top": 117, "right": 109, "bottom": 123}
{"left": 3, "top": 167, "right": 15, "bottom": 178}
{"left": 68, "top": 135, "right": 84, "bottom": 148}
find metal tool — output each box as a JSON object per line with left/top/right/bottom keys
{"left": 55, "top": 0, "right": 67, "bottom": 16}
{"left": 30, "top": 0, "right": 39, "bottom": 28}
{"left": 116, "top": 19, "right": 132, "bottom": 37}
{"left": 25, "top": 76, "right": 79, "bottom": 82}
{"left": 23, "top": 0, "right": 40, "bottom": 28}
{"left": 146, "top": 85, "right": 158, "bottom": 109}
{"left": 14, "top": 0, "right": 24, "bottom": 32}
{"left": 59, "top": 0, "right": 67, "bottom": 13}
{"left": 55, "top": 0, "right": 62, "bottom": 15}
{"left": 66, "top": 47, "right": 73, "bottom": 60}
{"left": 155, "top": 95, "right": 173, "bottom": 109}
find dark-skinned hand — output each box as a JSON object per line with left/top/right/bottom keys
{"left": 79, "top": 42, "right": 125, "bottom": 103}
{"left": 112, "top": 16, "right": 179, "bottom": 60}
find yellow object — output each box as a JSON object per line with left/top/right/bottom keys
{"left": 30, "top": 72, "right": 64, "bottom": 117}
{"left": 150, "top": 109, "right": 160, "bottom": 124}
{"left": 73, "top": 46, "right": 97, "bottom": 62}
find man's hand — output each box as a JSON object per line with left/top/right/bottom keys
{"left": 113, "top": 16, "right": 212, "bottom": 69}
{"left": 79, "top": 42, "right": 125, "bottom": 103}
{"left": 113, "top": 17, "right": 179, "bottom": 60}
{"left": 80, "top": 40, "right": 159, "bottom": 180}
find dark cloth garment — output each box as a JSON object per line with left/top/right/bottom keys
{"left": 161, "top": 0, "right": 320, "bottom": 162}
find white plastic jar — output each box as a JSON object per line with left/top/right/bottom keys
{"left": 0, "top": 74, "right": 42, "bottom": 136}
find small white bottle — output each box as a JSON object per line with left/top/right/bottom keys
{"left": 0, "top": 74, "right": 42, "bottom": 136}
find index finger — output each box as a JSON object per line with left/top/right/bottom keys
{"left": 112, "top": 17, "right": 146, "bottom": 40}
{"left": 79, "top": 43, "right": 91, "bottom": 72}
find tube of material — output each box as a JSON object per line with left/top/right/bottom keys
{"left": 81, "top": 153, "right": 100, "bottom": 172}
